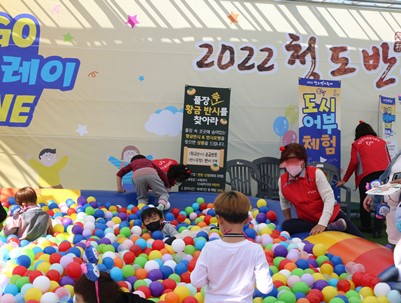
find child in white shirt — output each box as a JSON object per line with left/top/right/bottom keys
{"left": 190, "top": 191, "right": 273, "bottom": 303}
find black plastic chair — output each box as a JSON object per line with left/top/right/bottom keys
{"left": 252, "top": 157, "right": 282, "bottom": 200}
{"left": 226, "top": 159, "right": 267, "bottom": 197}
{"left": 309, "top": 162, "right": 352, "bottom": 219}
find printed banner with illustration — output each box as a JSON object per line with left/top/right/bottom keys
{"left": 379, "top": 95, "right": 398, "bottom": 159}
{"left": 180, "top": 85, "right": 230, "bottom": 193}
{"left": 298, "top": 78, "right": 341, "bottom": 199}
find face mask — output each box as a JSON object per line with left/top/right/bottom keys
{"left": 145, "top": 221, "right": 161, "bottom": 232}
{"left": 286, "top": 165, "right": 303, "bottom": 177}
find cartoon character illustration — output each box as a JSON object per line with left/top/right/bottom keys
{"left": 382, "top": 106, "right": 395, "bottom": 137}
{"left": 27, "top": 148, "right": 68, "bottom": 189}
{"left": 108, "top": 145, "right": 140, "bottom": 191}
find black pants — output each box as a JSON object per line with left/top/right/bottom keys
{"left": 359, "top": 171, "right": 385, "bottom": 232}
{"left": 282, "top": 210, "right": 364, "bottom": 238}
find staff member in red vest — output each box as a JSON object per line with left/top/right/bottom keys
{"left": 337, "top": 121, "right": 391, "bottom": 237}
{"left": 278, "top": 143, "right": 363, "bottom": 237}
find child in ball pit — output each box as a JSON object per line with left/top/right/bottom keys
{"left": 116, "top": 155, "right": 171, "bottom": 211}
{"left": 190, "top": 190, "right": 273, "bottom": 303}
{"left": 3, "top": 186, "right": 53, "bottom": 241}
{"left": 140, "top": 205, "right": 178, "bottom": 245}
{"left": 74, "top": 270, "right": 153, "bottom": 303}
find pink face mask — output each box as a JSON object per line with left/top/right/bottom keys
{"left": 280, "top": 158, "right": 304, "bottom": 177}
{"left": 286, "top": 165, "right": 304, "bottom": 177}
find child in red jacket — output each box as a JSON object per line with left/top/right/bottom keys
{"left": 116, "top": 155, "right": 170, "bottom": 210}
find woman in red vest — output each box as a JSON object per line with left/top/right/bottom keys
{"left": 278, "top": 143, "right": 363, "bottom": 237}
{"left": 337, "top": 121, "right": 391, "bottom": 237}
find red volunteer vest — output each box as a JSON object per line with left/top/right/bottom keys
{"left": 280, "top": 166, "right": 340, "bottom": 224}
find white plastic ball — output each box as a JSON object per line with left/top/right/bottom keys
{"left": 33, "top": 275, "right": 51, "bottom": 292}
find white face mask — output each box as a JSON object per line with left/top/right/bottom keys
{"left": 286, "top": 165, "right": 303, "bottom": 177}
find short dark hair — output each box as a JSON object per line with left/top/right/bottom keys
{"left": 214, "top": 191, "right": 250, "bottom": 223}
{"left": 74, "top": 271, "right": 120, "bottom": 303}
{"left": 355, "top": 122, "right": 377, "bottom": 140}
{"left": 15, "top": 187, "right": 37, "bottom": 207}
{"left": 140, "top": 207, "right": 163, "bottom": 221}
{"left": 130, "top": 154, "right": 146, "bottom": 162}
{"left": 167, "top": 164, "right": 191, "bottom": 182}
{"left": 279, "top": 143, "right": 308, "bottom": 164}
{"left": 39, "top": 148, "right": 56, "bottom": 159}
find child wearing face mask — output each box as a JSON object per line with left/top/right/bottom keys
{"left": 140, "top": 206, "right": 178, "bottom": 245}
{"left": 278, "top": 143, "right": 363, "bottom": 237}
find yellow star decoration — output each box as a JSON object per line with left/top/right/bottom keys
{"left": 227, "top": 12, "right": 239, "bottom": 24}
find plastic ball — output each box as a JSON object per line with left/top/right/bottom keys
{"left": 39, "top": 292, "right": 59, "bottom": 303}
{"left": 174, "top": 285, "right": 191, "bottom": 302}
{"left": 24, "top": 287, "right": 43, "bottom": 302}
{"left": 0, "top": 294, "right": 17, "bottom": 303}
{"left": 33, "top": 276, "right": 51, "bottom": 293}
{"left": 66, "top": 262, "right": 82, "bottom": 279}
{"left": 312, "top": 243, "right": 327, "bottom": 257}
{"left": 171, "top": 239, "right": 186, "bottom": 253}
{"left": 374, "top": 282, "right": 391, "bottom": 297}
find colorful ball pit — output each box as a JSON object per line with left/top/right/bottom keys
{"left": 0, "top": 190, "right": 400, "bottom": 303}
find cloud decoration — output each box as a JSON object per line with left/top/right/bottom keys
{"left": 145, "top": 106, "right": 183, "bottom": 137}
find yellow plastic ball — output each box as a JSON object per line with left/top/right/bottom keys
{"left": 377, "top": 296, "right": 390, "bottom": 303}
{"left": 312, "top": 273, "right": 325, "bottom": 281}
{"left": 260, "top": 227, "right": 272, "bottom": 235}
{"left": 36, "top": 261, "right": 51, "bottom": 274}
{"left": 359, "top": 286, "right": 374, "bottom": 298}
{"left": 112, "top": 217, "right": 122, "bottom": 224}
{"left": 194, "top": 292, "right": 204, "bottom": 303}
{"left": 257, "top": 199, "right": 267, "bottom": 208}
{"left": 24, "top": 287, "right": 43, "bottom": 301}
{"left": 87, "top": 196, "right": 96, "bottom": 203}
{"left": 174, "top": 285, "right": 190, "bottom": 302}
{"left": 64, "top": 284, "right": 74, "bottom": 297}
{"left": 362, "top": 296, "right": 379, "bottom": 303}
{"left": 136, "top": 204, "right": 146, "bottom": 210}
{"left": 321, "top": 285, "right": 338, "bottom": 302}
{"left": 148, "top": 250, "right": 162, "bottom": 260}
{"left": 210, "top": 217, "right": 218, "bottom": 224}
{"left": 53, "top": 224, "right": 65, "bottom": 233}
{"left": 49, "top": 280, "right": 60, "bottom": 291}
{"left": 38, "top": 254, "right": 50, "bottom": 262}
{"left": 312, "top": 243, "right": 327, "bottom": 257}
{"left": 272, "top": 272, "right": 287, "bottom": 284}
{"left": 320, "top": 263, "right": 334, "bottom": 276}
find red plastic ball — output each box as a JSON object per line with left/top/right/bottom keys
{"left": 177, "top": 214, "right": 186, "bottom": 223}
{"left": 182, "top": 297, "right": 198, "bottom": 303}
{"left": 143, "top": 247, "right": 152, "bottom": 255}
{"left": 136, "top": 286, "right": 151, "bottom": 298}
{"left": 13, "top": 265, "right": 28, "bottom": 276}
{"left": 162, "top": 278, "right": 177, "bottom": 291}
{"left": 187, "top": 259, "right": 197, "bottom": 272}
{"left": 337, "top": 279, "right": 351, "bottom": 292}
{"left": 67, "top": 208, "right": 76, "bottom": 216}
{"left": 130, "top": 245, "right": 143, "bottom": 256}
{"left": 152, "top": 240, "right": 165, "bottom": 250}
{"left": 66, "top": 262, "right": 82, "bottom": 279}
{"left": 28, "top": 270, "right": 42, "bottom": 283}
{"left": 123, "top": 251, "right": 135, "bottom": 264}
{"left": 180, "top": 272, "right": 191, "bottom": 283}
{"left": 170, "top": 220, "right": 179, "bottom": 226}
{"left": 171, "top": 208, "right": 180, "bottom": 218}
{"left": 183, "top": 236, "right": 194, "bottom": 246}
{"left": 203, "top": 215, "right": 212, "bottom": 225}
{"left": 199, "top": 203, "right": 207, "bottom": 211}
{"left": 58, "top": 241, "right": 72, "bottom": 252}
{"left": 266, "top": 210, "right": 277, "bottom": 221}
{"left": 46, "top": 269, "right": 61, "bottom": 282}
{"left": 352, "top": 271, "right": 364, "bottom": 287}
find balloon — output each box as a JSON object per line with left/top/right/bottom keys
{"left": 273, "top": 116, "right": 289, "bottom": 137}
{"left": 282, "top": 130, "right": 297, "bottom": 145}
{"left": 285, "top": 104, "right": 298, "bottom": 124}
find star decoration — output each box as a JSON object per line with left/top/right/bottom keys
{"left": 227, "top": 12, "right": 239, "bottom": 24}
{"left": 138, "top": 75, "right": 145, "bottom": 82}
{"left": 64, "top": 33, "right": 73, "bottom": 42}
{"left": 76, "top": 124, "right": 88, "bottom": 136}
{"left": 126, "top": 15, "right": 139, "bottom": 28}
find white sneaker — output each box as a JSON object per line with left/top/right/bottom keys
{"left": 157, "top": 200, "right": 168, "bottom": 211}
